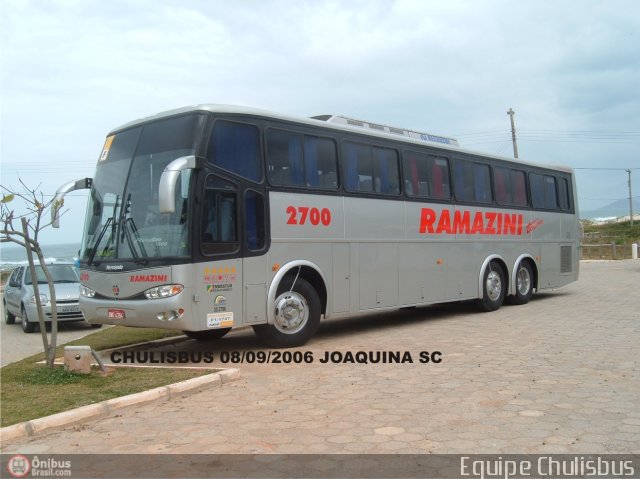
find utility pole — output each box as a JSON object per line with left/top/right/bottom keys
{"left": 507, "top": 108, "right": 518, "bottom": 159}
{"left": 627, "top": 169, "right": 634, "bottom": 225}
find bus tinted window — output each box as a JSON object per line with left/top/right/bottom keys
{"left": 102, "top": 128, "right": 140, "bottom": 162}
{"left": 245, "top": 190, "right": 266, "bottom": 251}
{"left": 558, "top": 177, "right": 571, "bottom": 211}
{"left": 530, "top": 173, "right": 558, "bottom": 209}
{"left": 344, "top": 142, "right": 399, "bottom": 195}
{"left": 267, "top": 130, "right": 338, "bottom": 189}
{"left": 403, "top": 152, "right": 451, "bottom": 199}
{"left": 208, "top": 120, "right": 262, "bottom": 182}
{"left": 201, "top": 176, "right": 239, "bottom": 256}
{"left": 139, "top": 114, "right": 205, "bottom": 156}
{"left": 373, "top": 147, "right": 400, "bottom": 194}
{"left": 454, "top": 160, "right": 492, "bottom": 204}
{"left": 494, "top": 167, "right": 527, "bottom": 207}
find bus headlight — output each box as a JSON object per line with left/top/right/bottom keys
{"left": 144, "top": 284, "right": 184, "bottom": 300}
{"left": 80, "top": 286, "right": 96, "bottom": 298}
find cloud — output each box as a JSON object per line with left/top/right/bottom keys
{"left": 1, "top": 0, "right": 638, "bottom": 244}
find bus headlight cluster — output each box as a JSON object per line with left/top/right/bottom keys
{"left": 144, "top": 284, "right": 184, "bottom": 300}
{"left": 80, "top": 286, "right": 96, "bottom": 298}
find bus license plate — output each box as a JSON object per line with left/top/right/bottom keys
{"left": 108, "top": 309, "right": 126, "bottom": 320}
{"left": 61, "top": 306, "right": 79, "bottom": 313}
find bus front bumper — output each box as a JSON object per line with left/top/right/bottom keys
{"left": 80, "top": 293, "right": 196, "bottom": 331}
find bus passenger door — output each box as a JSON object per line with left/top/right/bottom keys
{"left": 242, "top": 188, "right": 269, "bottom": 324}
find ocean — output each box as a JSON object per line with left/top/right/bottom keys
{"left": 0, "top": 242, "right": 81, "bottom": 272}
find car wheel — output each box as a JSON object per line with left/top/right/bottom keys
{"left": 183, "top": 328, "right": 231, "bottom": 341}
{"left": 4, "top": 300, "right": 16, "bottom": 325}
{"left": 21, "top": 306, "right": 36, "bottom": 333}
{"left": 252, "top": 276, "right": 321, "bottom": 348}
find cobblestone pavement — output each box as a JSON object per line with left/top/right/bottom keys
{"left": 2, "top": 261, "right": 639, "bottom": 454}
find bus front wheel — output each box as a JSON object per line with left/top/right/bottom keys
{"left": 478, "top": 262, "right": 506, "bottom": 312}
{"left": 253, "top": 276, "right": 321, "bottom": 348}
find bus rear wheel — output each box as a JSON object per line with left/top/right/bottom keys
{"left": 253, "top": 276, "right": 321, "bottom": 348}
{"left": 507, "top": 261, "right": 534, "bottom": 305}
{"left": 478, "top": 261, "right": 506, "bottom": 312}
{"left": 184, "top": 328, "right": 231, "bottom": 341}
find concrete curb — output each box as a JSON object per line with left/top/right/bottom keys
{"left": 0, "top": 368, "right": 240, "bottom": 443}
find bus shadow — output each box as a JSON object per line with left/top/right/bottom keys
{"left": 117, "top": 292, "right": 565, "bottom": 357}
{"left": 180, "top": 301, "right": 480, "bottom": 352}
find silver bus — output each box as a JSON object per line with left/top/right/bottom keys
{"left": 54, "top": 105, "right": 580, "bottom": 347}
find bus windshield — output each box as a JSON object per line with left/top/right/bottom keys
{"left": 80, "top": 114, "right": 206, "bottom": 263}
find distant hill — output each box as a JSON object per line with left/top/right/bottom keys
{"left": 580, "top": 197, "right": 640, "bottom": 220}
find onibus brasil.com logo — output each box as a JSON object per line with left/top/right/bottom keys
{"left": 7, "top": 455, "right": 72, "bottom": 478}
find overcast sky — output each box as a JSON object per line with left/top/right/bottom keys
{"left": 1, "top": 0, "right": 639, "bottom": 245}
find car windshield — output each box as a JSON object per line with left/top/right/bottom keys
{"left": 80, "top": 113, "right": 206, "bottom": 263}
{"left": 24, "top": 264, "right": 79, "bottom": 285}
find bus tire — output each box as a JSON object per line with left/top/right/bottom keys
{"left": 478, "top": 261, "right": 506, "bottom": 312}
{"left": 183, "top": 328, "right": 231, "bottom": 341}
{"left": 253, "top": 276, "right": 321, "bottom": 348}
{"left": 507, "top": 261, "right": 534, "bottom": 305}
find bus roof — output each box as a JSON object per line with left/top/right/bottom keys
{"left": 109, "top": 104, "right": 574, "bottom": 174}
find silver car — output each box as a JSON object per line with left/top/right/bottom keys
{"left": 3, "top": 262, "right": 100, "bottom": 333}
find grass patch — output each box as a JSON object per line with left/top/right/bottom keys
{"left": 1, "top": 326, "right": 213, "bottom": 427}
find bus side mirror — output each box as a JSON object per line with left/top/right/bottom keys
{"left": 51, "top": 178, "right": 92, "bottom": 228}
{"left": 159, "top": 156, "right": 197, "bottom": 214}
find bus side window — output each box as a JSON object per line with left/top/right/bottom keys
{"left": 530, "top": 173, "right": 558, "bottom": 210}
{"left": 404, "top": 154, "right": 420, "bottom": 196}
{"left": 208, "top": 120, "right": 262, "bottom": 182}
{"left": 511, "top": 170, "right": 527, "bottom": 206}
{"left": 544, "top": 175, "right": 558, "bottom": 209}
{"left": 201, "top": 183, "right": 239, "bottom": 255}
{"left": 473, "top": 164, "right": 492, "bottom": 203}
{"left": 373, "top": 147, "right": 400, "bottom": 195}
{"left": 430, "top": 157, "right": 450, "bottom": 199}
{"left": 558, "top": 177, "right": 571, "bottom": 211}
{"left": 344, "top": 142, "right": 372, "bottom": 193}
{"left": 494, "top": 167, "right": 510, "bottom": 204}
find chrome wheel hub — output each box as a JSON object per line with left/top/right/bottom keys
{"left": 516, "top": 267, "right": 531, "bottom": 295}
{"left": 274, "top": 292, "right": 308, "bottom": 334}
{"left": 486, "top": 270, "right": 502, "bottom": 302}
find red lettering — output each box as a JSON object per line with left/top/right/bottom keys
{"left": 130, "top": 274, "right": 168, "bottom": 282}
{"left": 517, "top": 214, "right": 523, "bottom": 235}
{"left": 485, "top": 212, "right": 497, "bottom": 235}
{"left": 503, "top": 214, "right": 517, "bottom": 235}
{"left": 420, "top": 208, "right": 525, "bottom": 236}
{"left": 419, "top": 208, "right": 436, "bottom": 234}
{"left": 436, "top": 209, "right": 452, "bottom": 234}
{"left": 452, "top": 210, "right": 470, "bottom": 234}
{"left": 287, "top": 206, "right": 332, "bottom": 226}
{"left": 471, "top": 212, "right": 485, "bottom": 234}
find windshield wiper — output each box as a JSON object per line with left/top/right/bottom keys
{"left": 123, "top": 217, "right": 148, "bottom": 265}
{"left": 119, "top": 193, "right": 148, "bottom": 265}
{"left": 87, "top": 217, "right": 113, "bottom": 266}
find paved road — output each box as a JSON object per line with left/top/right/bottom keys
{"left": 0, "top": 295, "right": 108, "bottom": 366}
{"left": 2, "top": 260, "right": 639, "bottom": 454}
